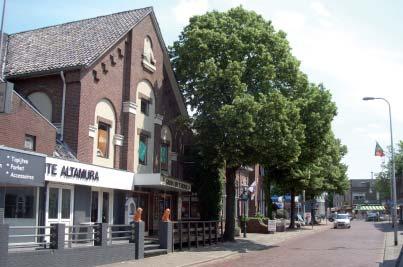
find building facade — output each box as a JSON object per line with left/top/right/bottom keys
{"left": 0, "top": 7, "right": 192, "bottom": 237}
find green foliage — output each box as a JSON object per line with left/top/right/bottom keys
{"left": 375, "top": 171, "right": 391, "bottom": 202}
{"left": 170, "top": 5, "right": 348, "bottom": 237}
{"left": 395, "top": 141, "right": 403, "bottom": 177}
{"left": 184, "top": 144, "right": 224, "bottom": 220}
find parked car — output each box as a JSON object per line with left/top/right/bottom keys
{"left": 366, "top": 212, "right": 379, "bottom": 221}
{"left": 333, "top": 213, "right": 351, "bottom": 229}
{"left": 328, "top": 213, "right": 337, "bottom": 222}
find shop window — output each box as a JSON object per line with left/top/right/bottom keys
{"left": 4, "top": 188, "right": 35, "bottom": 218}
{"left": 97, "top": 122, "right": 110, "bottom": 158}
{"left": 160, "top": 143, "right": 169, "bottom": 171}
{"left": 24, "top": 134, "right": 36, "bottom": 151}
{"left": 91, "top": 191, "right": 99, "bottom": 223}
{"left": 139, "top": 134, "right": 148, "bottom": 165}
{"left": 181, "top": 195, "right": 200, "bottom": 220}
{"left": 140, "top": 98, "right": 149, "bottom": 115}
{"left": 48, "top": 188, "right": 59, "bottom": 219}
{"left": 102, "top": 192, "right": 110, "bottom": 223}
{"left": 61, "top": 189, "right": 71, "bottom": 219}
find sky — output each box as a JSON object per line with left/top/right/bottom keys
{"left": 5, "top": 0, "right": 403, "bottom": 180}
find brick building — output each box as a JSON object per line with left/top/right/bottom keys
{"left": 0, "top": 7, "right": 193, "bottom": 236}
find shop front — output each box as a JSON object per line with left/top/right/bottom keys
{"left": 44, "top": 157, "right": 134, "bottom": 230}
{"left": 134, "top": 173, "right": 191, "bottom": 234}
{"left": 0, "top": 146, "right": 46, "bottom": 243}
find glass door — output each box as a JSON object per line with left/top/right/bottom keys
{"left": 45, "top": 184, "right": 74, "bottom": 241}
{"left": 90, "top": 189, "right": 113, "bottom": 224}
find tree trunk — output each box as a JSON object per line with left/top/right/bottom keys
{"left": 223, "top": 167, "right": 237, "bottom": 242}
{"left": 263, "top": 174, "right": 273, "bottom": 219}
{"left": 289, "top": 189, "right": 296, "bottom": 229}
{"left": 311, "top": 197, "right": 317, "bottom": 224}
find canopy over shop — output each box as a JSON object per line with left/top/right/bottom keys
{"left": 354, "top": 205, "right": 386, "bottom": 211}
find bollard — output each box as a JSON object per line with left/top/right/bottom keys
{"left": 159, "top": 221, "right": 173, "bottom": 253}
{"left": 134, "top": 221, "right": 144, "bottom": 259}
{"left": 50, "top": 223, "right": 65, "bottom": 250}
{"left": 0, "top": 223, "right": 9, "bottom": 267}
{"left": 94, "top": 223, "right": 107, "bottom": 246}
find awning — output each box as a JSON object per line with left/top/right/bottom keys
{"left": 354, "top": 205, "right": 385, "bottom": 211}
{"left": 134, "top": 173, "right": 191, "bottom": 192}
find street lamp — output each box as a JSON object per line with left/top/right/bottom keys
{"left": 363, "top": 96, "right": 398, "bottom": 246}
{"left": 239, "top": 187, "right": 249, "bottom": 238}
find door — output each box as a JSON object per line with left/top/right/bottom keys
{"left": 45, "top": 184, "right": 74, "bottom": 241}
{"left": 90, "top": 188, "right": 113, "bottom": 224}
{"left": 153, "top": 194, "right": 172, "bottom": 232}
{"left": 133, "top": 193, "right": 149, "bottom": 232}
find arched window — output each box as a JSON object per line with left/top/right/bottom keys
{"left": 142, "top": 36, "right": 156, "bottom": 71}
{"left": 27, "top": 92, "right": 53, "bottom": 121}
{"left": 92, "top": 99, "right": 116, "bottom": 168}
{"left": 160, "top": 125, "right": 172, "bottom": 173}
{"left": 134, "top": 80, "right": 155, "bottom": 173}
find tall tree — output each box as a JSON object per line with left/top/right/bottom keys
{"left": 255, "top": 92, "right": 305, "bottom": 219}
{"left": 276, "top": 83, "right": 339, "bottom": 228}
{"left": 170, "top": 7, "right": 302, "bottom": 241}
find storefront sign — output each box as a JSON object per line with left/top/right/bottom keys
{"left": 164, "top": 176, "right": 191, "bottom": 192}
{"left": 0, "top": 147, "right": 46, "bottom": 186}
{"left": 45, "top": 157, "right": 134, "bottom": 190}
{"left": 267, "top": 220, "right": 276, "bottom": 232}
{"left": 134, "top": 173, "right": 192, "bottom": 192}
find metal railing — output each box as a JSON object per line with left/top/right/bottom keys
{"left": 107, "top": 224, "right": 135, "bottom": 245}
{"left": 8, "top": 225, "right": 53, "bottom": 251}
{"left": 65, "top": 224, "right": 99, "bottom": 248}
{"left": 172, "top": 220, "right": 224, "bottom": 250}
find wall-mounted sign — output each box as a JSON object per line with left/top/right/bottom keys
{"left": 45, "top": 157, "right": 134, "bottom": 190}
{"left": 163, "top": 176, "right": 191, "bottom": 192}
{"left": 134, "top": 173, "right": 191, "bottom": 192}
{"left": 0, "top": 146, "right": 46, "bottom": 186}
{"left": 0, "top": 82, "right": 13, "bottom": 113}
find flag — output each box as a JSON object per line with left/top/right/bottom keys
{"left": 375, "top": 141, "right": 385, "bottom": 157}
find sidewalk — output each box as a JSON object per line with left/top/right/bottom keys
{"left": 382, "top": 222, "right": 403, "bottom": 267}
{"left": 100, "top": 223, "right": 332, "bottom": 267}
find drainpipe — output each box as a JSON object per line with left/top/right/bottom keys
{"left": 0, "top": 0, "right": 7, "bottom": 81}
{"left": 60, "top": 70, "right": 66, "bottom": 141}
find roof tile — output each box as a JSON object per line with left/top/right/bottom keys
{"left": 5, "top": 7, "right": 152, "bottom": 77}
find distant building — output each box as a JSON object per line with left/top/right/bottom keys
{"left": 350, "top": 179, "right": 379, "bottom": 206}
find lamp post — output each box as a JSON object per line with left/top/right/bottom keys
{"left": 363, "top": 97, "right": 398, "bottom": 246}
{"left": 240, "top": 187, "right": 249, "bottom": 238}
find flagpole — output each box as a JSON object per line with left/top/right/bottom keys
{"left": 363, "top": 96, "right": 398, "bottom": 246}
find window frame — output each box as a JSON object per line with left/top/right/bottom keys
{"left": 139, "top": 134, "right": 148, "bottom": 165}
{"left": 160, "top": 142, "right": 169, "bottom": 171}
{"left": 24, "top": 134, "right": 36, "bottom": 151}
{"left": 97, "top": 121, "right": 111, "bottom": 158}
{"left": 140, "top": 98, "right": 150, "bottom": 116}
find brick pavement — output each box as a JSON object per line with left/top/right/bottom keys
{"left": 201, "top": 220, "right": 387, "bottom": 267}
{"left": 100, "top": 223, "right": 332, "bottom": 267}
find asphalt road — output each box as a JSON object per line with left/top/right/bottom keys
{"left": 202, "top": 220, "right": 386, "bottom": 267}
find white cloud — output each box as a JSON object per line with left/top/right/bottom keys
{"left": 172, "top": 0, "right": 209, "bottom": 25}
{"left": 272, "top": 10, "right": 306, "bottom": 32}
{"left": 310, "top": 1, "right": 331, "bottom": 17}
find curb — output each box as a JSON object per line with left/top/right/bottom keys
{"left": 178, "top": 251, "right": 239, "bottom": 267}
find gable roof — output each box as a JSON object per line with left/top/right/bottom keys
{"left": 5, "top": 7, "right": 152, "bottom": 78}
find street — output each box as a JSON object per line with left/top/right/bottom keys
{"left": 201, "top": 220, "right": 386, "bottom": 267}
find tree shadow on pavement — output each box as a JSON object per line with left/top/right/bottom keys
{"left": 175, "top": 239, "right": 279, "bottom": 254}
{"left": 373, "top": 221, "right": 403, "bottom": 233}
